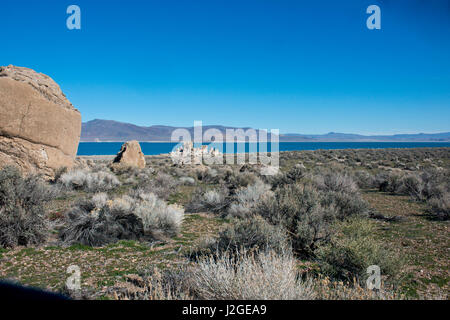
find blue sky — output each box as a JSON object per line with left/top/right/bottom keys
{"left": 1, "top": 0, "right": 449, "bottom": 134}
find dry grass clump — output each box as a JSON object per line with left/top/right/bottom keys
{"left": 58, "top": 169, "right": 120, "bottom": 192}
{"left": 111, "top": 268, "right": 192, "bottom": 300}
{"left": 0, "top": 166, "right": 55, "bottom": 248}
{"left": 313, "top": 277, "right": 403, "bottom": 300}
{"left": 111, "top": 250, "right": 401, "bottom": 300}
{"left": 188, "top": 249, "right": 316, "bottom": 300}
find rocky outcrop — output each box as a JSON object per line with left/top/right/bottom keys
{"left": 111, "top": 140, "right": 146, "bottom": 169}
{"left": 0, "top": 65, "right": 82, "bottom": 178}
{"left": 171, "top": 141, "right": 222, "bottom": 165}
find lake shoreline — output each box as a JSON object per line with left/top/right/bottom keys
{"left": 77, "top": 142, "right": 450, "bottom": 157}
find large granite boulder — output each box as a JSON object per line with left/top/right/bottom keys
{"left": 111, "top": 140, "right": 146, "bottom": 169}
{"left": 0, "top": 65, "right": 82, "bottom": 178}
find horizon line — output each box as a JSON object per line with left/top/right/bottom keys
{"left": 82, "top": 118, "right": 450, "bottom": 137}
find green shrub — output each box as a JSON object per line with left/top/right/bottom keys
{"left": 317, "top": 218, "right": 400, "bottom": 284}
{"left": 256, "top": 184, "right": 336, "bottom": 257}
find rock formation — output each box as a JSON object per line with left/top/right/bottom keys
{"left": 0, "top": 65, "right": 82, "bottom": 178}
{"left": 111, "top": 140, "right": 146, "bottom": 169}
{"left": 170, "top": 141, "right": 222, "bottom": 165}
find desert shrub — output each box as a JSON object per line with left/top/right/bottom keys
{"left": 91, "top": 192, "right": 108, "bottom": 207}
{"left": 136, "top": 172, "right": 178, "bottom": 200}
{"left": 379, "top": 173, "right": 403, "bottom": 193}
{"left": 265, "top": 171, "right": 291, "bottom": 189}
{"left": 195, "top": 167, "right": 221, "bottom": 184}
{"left": 188, "top": 249, "right": 315, "bottom": 300}
{"left": 286, "top": 164, "right": 307, "bottom": 181}
{"left": 111, "top": 164, "right": 141, "bottom": 177}
{"left": 87, "top": 161, "right": 110, "bottom": 172}
{"left": 0, "top": 166, "right": 54, "bottom": 248}
{"left": 376, "top": 168, "right": 449, "bottom": 203}
{"left": 114, "top": 166, "right": 155, "bottom": 183}
{"left": 133, "top": 192, "right": 184, "bottom": 237}
{"left": 316, "top": 218, "right": 400, "bottom": 284}
{"left": 53, "top": 166, "right": 68, "bottom": 183}
{"left": 227, "top": 181, "right": 273, "bottom": 218}
{"left": 59, "top": 195, "right": 144, "bottom": 246}
{"left": 264, "top": 164, "right": 307, "bottom": 189}
{"left": 114, "top": 250, "right": 393, "bottom": 300}
{"left": 205, "top": 216, "right": 288, "bottom": 255}
{"left": 58, "top": 169, "right": 120, "bottom": 192}
{"left": 321, "top": 191, "right": 370, "bottom": 219}
{"left": 185, "top": 187, "right": 229, "bottom": 214}
{"left": 428, "top": 192, "right": 450, "bottom": 221}
{"left": 419, "top": 169, "right": 448, "bottom": 200}
{"left": 256, "top": 184, "right": 336, "bottom": 257}
{"left": 373, "top": 171, "right": 389, "bottom": 189}
{"left": 314, "top": 171, "right": 358, "bottom": 194}
{"left": 225, "top": 171, "right": 259, "bottom": 192}
{"left": 353, "top": 170, "right": 377, "bottom": 189}
{"left": 259, "top": 165, "right": 279, "bottom": 176}
{"left": 60, "top": 191, "right": 183, "bottom": 246}
{"left": 401, "top": 174, "right": 424, "bottom": 200}
{"left": 179, "top": 176, "right": 196, "bottom": 185}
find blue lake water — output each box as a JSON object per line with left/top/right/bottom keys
{"left": 77, "top": 142, "right": 450, "bottom": 156}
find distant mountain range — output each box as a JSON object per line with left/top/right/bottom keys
{"left": 81, "top": 119, "right": 450, "bottom": 142}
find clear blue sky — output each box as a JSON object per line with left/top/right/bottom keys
{"left": 1, "top": 0, "right": 449, "bottom": 134}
